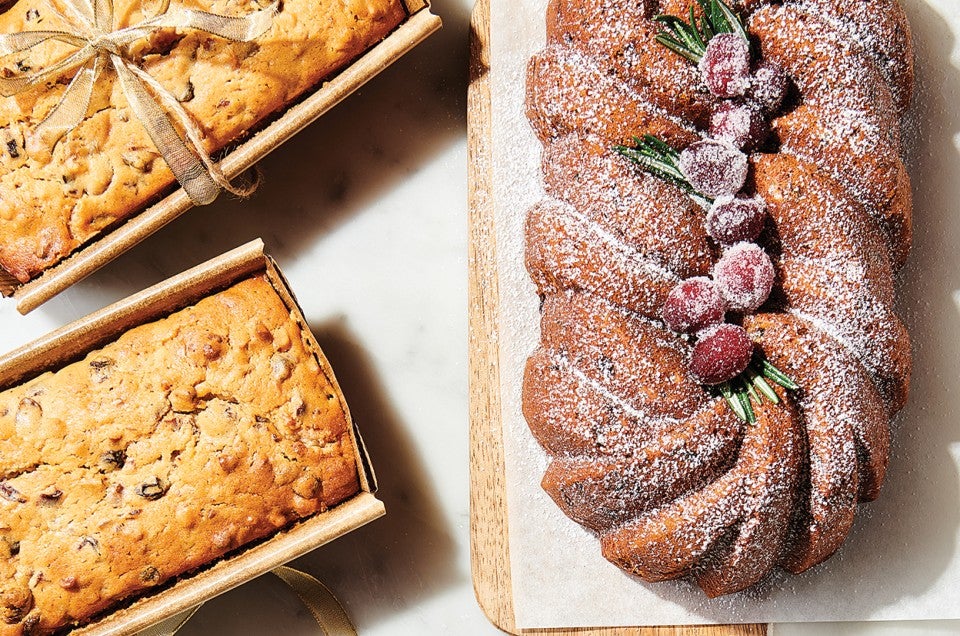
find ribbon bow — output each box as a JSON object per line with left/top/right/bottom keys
{"left": 0, "top": 0, "right": 278, "bottom": 204}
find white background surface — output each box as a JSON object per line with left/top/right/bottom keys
{"left": 0, "top": 0, "right": 957, "bottom": 633}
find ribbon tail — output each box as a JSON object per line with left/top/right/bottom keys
{"left": 149, "top": 0, "right": 172, "bottom": 20}
{"left": 124, "top": 59, "right": 256, "bottom": 200}
{"left": 92, "top": 0, "right": 114, "bottom": 33}
{"left": 136, "top": 1, "right": 278, "bottom": 42}
{"left": 129, "top": 568, "right": 354, "bottom": 636}
{"left": 0, "top": 29, "right": 87, "bottom": 56}
{"left": 0, "top": 43, "right": 95, "bottom": 97}
{"left": 111, "top": 54, "right": 221, "bottom": 205}
{"left": 132, "top": 604, "right": 201, "bottom": 636}
{"left": 33, "top": 53, "right": 102, "bottom": 150}
{"left": 272, "top": 566, "right": 358, "bottom": 636}
{"left": 49, "top": 0, "right": 95, "bottom": 31}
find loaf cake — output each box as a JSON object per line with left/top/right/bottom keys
{"left": 0, "top": 0, "right": 407, "bottom": 284}
{"left": 523, "top": 0, "right": 913, "bottom": 596}
{"left": 0, "top": 275, "right": 360, "bottom": 634}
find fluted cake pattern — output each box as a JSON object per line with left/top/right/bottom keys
{"left": 522, "top": 0, "right": 913, "bottom": 597}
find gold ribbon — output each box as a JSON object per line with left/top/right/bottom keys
{"left": 0, "top": 0, "right": 278, "bottom": 204}
{"left": 135, "top": 566, "right": 358, "bottom": 636}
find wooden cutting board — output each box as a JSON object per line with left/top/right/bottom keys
{"left": 465, "top": 0, "right": 765, "bottom": 633}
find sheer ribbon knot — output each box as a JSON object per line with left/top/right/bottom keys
{"left": 0, "top": 0, "right": 278, "bottom": 204}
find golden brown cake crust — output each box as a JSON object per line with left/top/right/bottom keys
{"left": 0, "top": 275, "right": 360, "bottom": 635}
{"left": 0, "top": 0, "right": 407, "bottom": 283}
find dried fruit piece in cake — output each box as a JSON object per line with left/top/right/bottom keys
{"left": 0, "top": 276, "right": 360, "bottom": 633}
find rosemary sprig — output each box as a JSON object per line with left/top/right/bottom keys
{"left": 760, "top": 358, "right": 799, "bottom": 390}
{"left": 653, "top": 0, "right": 750, "bottom": 64}
{"left": 717, "top": 358, "right": 799, "bottom": 424}
{"left": 614, "top": 135, "right": 713, "bottom": 207}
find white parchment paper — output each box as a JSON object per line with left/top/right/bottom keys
{"left": 489, "top": 0, "right": 960, "bottom": 627}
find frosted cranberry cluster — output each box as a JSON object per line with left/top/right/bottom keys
{"left": 661, "top": 33, "right": 789, "bottom": 386}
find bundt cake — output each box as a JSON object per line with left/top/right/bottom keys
{"left": 522, "top": 0, "right": 913, "bottom": 597}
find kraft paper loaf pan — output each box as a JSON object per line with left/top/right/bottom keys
{"left": 0, "top": 239, "right": 384, "bottom": 636}
{"left": 0, "top": 0, "right": 441, "bottom": 314}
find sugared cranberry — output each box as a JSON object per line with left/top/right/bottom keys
{"left": 710, "top": 101, "right": 769, "bottom": 151}
{"left": 689, "top": 323, "right": 754, "bottom": 385}
{"left": 713, "top": 242, "right": 776, "bottom": 313}
{"left": 706, "top": 195, "right": 768, "bottom": 245}
{"left": 747, "top": 59, "right": 789, "bottom": 113}
{"left": 661, "top": 277, "right": 728, "bottom": 334}
{"left": 678, "top": 140, "right": 748, "bottom": 198}
{"left": 699, "top": 33, "right": 752, "bottom": 99}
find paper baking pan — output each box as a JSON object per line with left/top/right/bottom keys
{"left": 0, "top": 0, "right": 441, "bottom": 315}
{"left": 0, "top": 238, "right": 385, "bottom": 636}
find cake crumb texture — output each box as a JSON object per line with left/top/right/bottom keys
{"left": 0, "top": 275, "right": 360, "bottom": 635}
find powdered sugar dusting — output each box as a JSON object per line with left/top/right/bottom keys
{"left": 678, "top": 140, "right": 749, "bottom": 198}
{"left": 713, "top": 242, "right": 775, "bottom": 313}
{"left": 516, "top": 0, "right": 914, "bottom": 600}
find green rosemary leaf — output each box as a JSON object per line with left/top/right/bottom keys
{"left": 616, "top": 142, "right": 683, "bottom": 181}
{"left": 613, "top": 145, "right": 660, "bottom": 172}
{"left": 761, "top": 359, "right": 800, "bottom": 390}
{"left": 695, "top": 0, "right": 712, "bottom": 20}
{"left": 750, "top": 370, "right": 781, "bottom": 404}
{"left": 689, "top": 193, "right": 714, "bottom": 208}
{"left": 737, "top": 388, "right": 756, "bottom": 423}
{"left": 634, "top": 139, "right": 663, "bottom": 159}
{"left": 643, "top": 134, "right": 679, "bottom": 160}
{"left": 653, "top": 0, "right": 747, "bottom": 63}
{"left": 654, "top": 33, "right": 701, "bottom": 63}
{"left": 711, "top": 352, "right": 800, "bottom": 424}
{"left": 714, "top": 0, "right": 751, "bottom": 44}
{"left": 614, "top": 137, "right": 713, "bottom": 207}
{"left": 720, "top": 383, "right": 747, "bottom": 422}
{"left": 652, "top": 27, "right": 683, "bottom": 48}
{"left": 653, "top": 13, "right": 706, "bottom": 62}
{"left": 693, "top": 193, "right": 714, "bottom": 207}
{"left": 654, "top": 15, "right": 693, "bottom": 43}
{"left": 688, "top": 5, "right": 705, "bottom": 49}
{"left": 677, "top": 25, "right": 706, "bottom": 57}
{"left": 725, "top": 395, "right": 744, "bottom": 420}
{"left": 653, "top": 14, "right": 687, "bottom": 29}
{"left": 706, "top": 0, "right": 729, "bottom": 34}
{"left": 699, "top": 13, "right": 715, "bottom": 41}
{"left": 653, "top": 168, "right": 693, "bottom": 190}
{"left": 614, "top": 146, "right": 689, "bottom": 191}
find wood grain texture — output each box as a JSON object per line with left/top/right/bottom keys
{"left": 466, "top": 0, "right": 766, "bottom": 633}
{"left": 468, "top": 0, "right": 515, "bottom": 630}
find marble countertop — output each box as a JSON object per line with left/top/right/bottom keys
{"left": 0, "top": 0, "right": 957, "bottom": 633}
